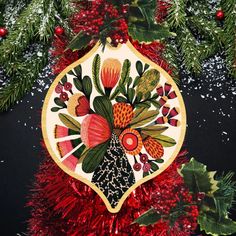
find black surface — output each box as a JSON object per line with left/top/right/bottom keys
{"left": 0, "top": 70, "right": 235, "bottom": 235}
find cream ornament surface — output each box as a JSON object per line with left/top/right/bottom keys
{"left": 42, "top": 41, "right": 186, "bottom": 213}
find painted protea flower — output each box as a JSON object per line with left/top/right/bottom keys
{"left": 62, "top": 155, "right": 78, "bottom": 171}
{"left": 156, "top": 83, "right": 177, "bottom": 106}
{"left": 67, "top": 93, "right": 90, "bottom": 117}
{"left": 143, "top": 136, "right": 164, "bottom": 159}
{"left": 81, "top": 114, "right": 111, "bottom": 148}
{"left": 119, "top": 128, "right": 143, "bottom": 155}
{"left": 113, "top": 103, "right": 134, "bottom": 128}
{"left": 101, "top": 58, "right": 121, "bottom": 95}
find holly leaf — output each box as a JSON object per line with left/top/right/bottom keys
{"left": 133, "top": 208, "right": 161, "bottom": 226}
{"left": 82, "top": 141, "right": 109, "bottom": 173}
{"left": 198, "top": 212, "right": 236, "bottom": 236}
{"left": 128, "top": 22, "right": 175, "bottom": 43}
{"left": 92, "top": 54, "right": 104, "bottom": 95}
{"left": 154, "top": 135, "right": 176, "bottom": 147}
{"left": 58, "top": 113, "right": 81, "bottom": 132}
{"left": 82, "top": 76, "right": 92, "bottom": 98}
{"left": 130, "top": 110, "right": 158, "bottom": 128}
{"left": 179, "top": 158, "right": 219, "bottom": 194}
{"left": 67, "top": 32, "right": 92, "bottom": 51}
{"left": 93, "top": 96, "right": 113, "bottom": 128}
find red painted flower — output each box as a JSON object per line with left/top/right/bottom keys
{"left": 155, "top": 105, "right": 180, "bottom": 127}
{"left": 156, "top": 82, "right": 177, "bottom": 106}
{"left": 133, "top": 163, "right": 142, "bottom": 171}
{"left": 143, "top": 163, "right": 151, "bottom": 172}
{"left": 67, "top": 93, "right": 90, "bottom": 117}
{"left": 140, "top": 154, "right": 148, "bottom": 163}
{"left": 119, "top": 128, "right": 143, "bottom": 155}
{"left": 101, "top": 58, "right": 121, "bottom": 89}
{"left": 81, "top": 114, "right": 111, "bottom": 148}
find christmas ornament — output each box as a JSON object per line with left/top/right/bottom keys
{"left": 54, "top": 26, "right": 65, "bottom": 36}
{"left": 216, "top": 9, "right": 225, "bottom": 21}
{"left": 0, "top": 27, "right": 8, "bottom": 37}
{"left": 42, "top": 41, "right": 186, "bottom": 213}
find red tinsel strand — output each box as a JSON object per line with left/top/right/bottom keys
{"left": 155, "top": 0, "right": 172, "bottom": 23}
{"left": 27, "top": 146, "right": 198, "bottom": 236}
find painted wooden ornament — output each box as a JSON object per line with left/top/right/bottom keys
{"left": 42, "top": 41, "right": 186, "bottom": 213}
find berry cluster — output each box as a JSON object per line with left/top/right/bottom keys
{"left": 71, "top": 0, "right": 129, "bottom": 46}
{"left": 55, "top": 82, "right": 73, "bottom": 102}
{"left": 133, "top": 154, "right": 151, "bottom": 172}
{"left": 152, "top": 182, "right": 199, "bottom": 233}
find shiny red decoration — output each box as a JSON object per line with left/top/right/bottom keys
{"left": 27, "top": 146, "right": 198, "bottom": 236}
{"left": 216, "top": 9, "right": 225, "bottom": 20}
{"left": 55, "top": 26, "right": 65, "bottom": 35}
{"left": 0, "top": 27, "right": 8, "bottom": 37}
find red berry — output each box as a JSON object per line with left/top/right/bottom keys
{"left": 143, "top": 163, "right": 151, "bottom": 172}
{"left": 64, "top": 82, "right": 72, "bottom": 91}
{"left": 216, "top": 9, "right": 224, "bottom": 20}
{"left": 0, "top": 27, "right": 8, "bottom": 37}
{"left": 55, "top": 84, "right": 63, "bottom": 94}
{"left": 133, "top": 163, "right": 141, "bottom": 171}
{"left": 140, "top": 154, "right": 148, "bottom": 163}
{"left": 60, "top": 92, "right": 69, "bottom": 101}
{"left": 55, "top": 26, "right": 64, "bottom": 35}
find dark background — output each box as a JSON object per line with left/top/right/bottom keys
{"left": 0, "top": 55, "right": 235, "bottom": 235}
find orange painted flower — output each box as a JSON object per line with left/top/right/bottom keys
{"left": 81, "top": 114, "right": 111, "bottom": 148}
{"left": 119, "top": 128, "right": 143, "bottom": 155}
{"left": 143, "top": 136, "right": 164, "bottom": 159}
{"left": 101, "top": 58, "right": 121, "bottom": 89}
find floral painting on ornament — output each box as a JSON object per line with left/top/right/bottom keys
{"left": 42, "top": 41, "right": 186, "bottom": 212}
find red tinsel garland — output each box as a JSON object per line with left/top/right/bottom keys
{"left": 27, "top": 145, "right": 198, "bottom": 236}
{"left": 27, "top": 1, "right": 200, "bottom": 235}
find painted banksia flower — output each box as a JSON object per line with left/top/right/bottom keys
{"left": 101, "top": 58, "right": 121, "bottom": 96}
{"left": 143, "top": 136, "right": 164, "bottom": 159}
{"left": 81, "top": 114, "right": 111, "bottom": 148}
{"left": 113, "top": 103, "right": 134, "bottom": 128}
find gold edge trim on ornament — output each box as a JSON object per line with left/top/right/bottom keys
{"left": 41, "top": 40, "right": 187, "bottom": 214}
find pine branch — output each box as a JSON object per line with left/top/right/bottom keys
{"left": 0, "top": 47, "right": 48, "bottom": 112}
{"left": 221, "top": 0, "right": 236, "bottom": 78}
{"left": 167, "top": 0, "right": 186, "bottom": 27}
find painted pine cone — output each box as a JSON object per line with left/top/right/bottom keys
{"left": 143, "top": 136, "right": 164, "bottom": 159}
{"left": 113, "top": 103, "right": 134, "bottom": 128}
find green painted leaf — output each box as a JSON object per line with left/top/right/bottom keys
{"left": 153, "top": 159, "right": 164, "bottom": 163}
{"left": 133, "top": 76, "right": 141, "bottom": 88}
{"left": 127, "top": 88, "right": 135, "bottom": 103}
{"left": 133, "top": 208, "right": 161, "bottom": 226}
{"left": 150, "top": 162, "right": 159, "bottom": 171}
{"left": 61, "top": 76, "right": 67, "bottom": 85}
{"left": 110, "top": 59, "right": 131, "bottom": 100}
{"left": 67, "top": 32, "right": 92, "bottom": 51}
{"left": 82, "top": 76, "right": 92, "bottom": 98}
{"left": 135, "top": 103, "right": 151, "bottom": 109}
{"left": 134, "top": 91, "right": 143, "bottom": 104}
{"left": 93, "top": 96, "right": 113, "bottom": 128}
{"left": 82, "top": 141, "right": 109, "bottom": 173}
{"left": 141, "top": 125, "right": 168, "bottom": 137}
{"left": 51, "top": 107, "right": 61, "bottom": 112}
{"left": 74, "top": 65, "right": 82, "bottom": 79}
{"left": 144, "top": 63, "right": 150, "bottom": 71}
{"left": 154, "top": 135, "right": 176, "bottom": 147}
{"left": 143, "top": 171, "right": 149, "bottom": 178}
{"left": 54, "top": 97, "right": 66, "bottom": 107}
{"left": 115, "top": 96, "right": 127, "bottom": 103}
{"left": 180, "top": 158, "right": 218, "bottom": 194}
{"left": 198, "top": 212, "right": 236, "bottom": 236}
{"left": 73, "top": 77, "right": 83, "bottom": 91}
{"left": 58, "top": 113, "right": 81, "bottom": 132}
{"left": 92, "top": 54, "right": 104, "bottom": 95}
{"left": 133, "top": 107, "right": 147, "bottom": 118}
{"left": 130, "top": 110, "right": 158, "bottom": 128}
{"left": 128, "top": 22, "right": 175, "bottom": 43}
{"left": 136, "top": 60, "right": 143, "bottom": 75}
